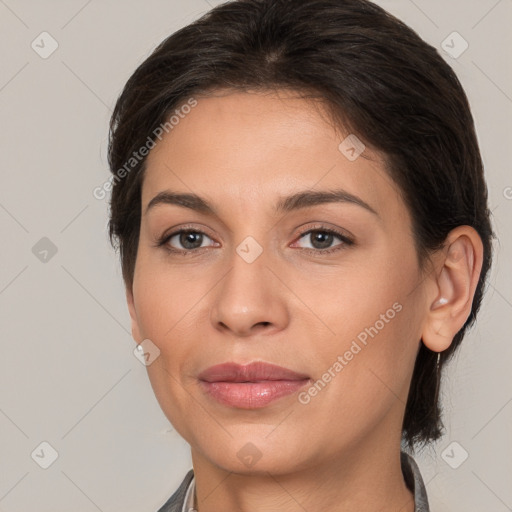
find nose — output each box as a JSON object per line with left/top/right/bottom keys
{"left": 209, "top": 248, "right": 290, "bottom": 337}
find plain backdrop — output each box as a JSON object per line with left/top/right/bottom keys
{"left": 0, "top": 1, "right": 511, "bottom": 511}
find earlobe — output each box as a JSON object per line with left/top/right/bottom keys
{"left": 421, "top": 226, "right": 484, "bottom": 353}
{"left": 125, "top": 286, "right": 142, "bottom": 343}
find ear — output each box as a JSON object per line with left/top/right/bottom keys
{"left": 421, "top": 225, "right": 484, "bottom": 352}
{"left": 126, "top": 285, "right": 143, "bottom": 343}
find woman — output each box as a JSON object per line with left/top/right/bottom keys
{"left": 107, "top": 0, "right": 494, "bottom": 510}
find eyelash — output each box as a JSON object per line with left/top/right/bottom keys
{"left": 154, "top": 224, "right": 354, "bottom": 257}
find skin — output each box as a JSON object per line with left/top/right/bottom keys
{"left": 126, "top": 89, "right": 483, "bottom": 511}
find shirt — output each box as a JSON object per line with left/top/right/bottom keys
{"left": 157, "top": 450, "right": 430, "bottom": 512}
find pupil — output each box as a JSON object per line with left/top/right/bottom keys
{"left": 312, "top": 231, "right": 333, "bottom": 249}
{"left": 181, "top": 231, "right": 202, "bottom": 249}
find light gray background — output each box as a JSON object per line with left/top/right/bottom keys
{"left": 0, "top": 1, "right": 511, "bottom": 511}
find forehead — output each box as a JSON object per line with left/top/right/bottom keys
{"left": 141, "top": 90, "right": 405, "bottom": 221}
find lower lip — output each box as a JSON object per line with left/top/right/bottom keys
{"left": 199, "top": 379, "right": 310, "bottom": 409}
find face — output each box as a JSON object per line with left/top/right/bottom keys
{"left": 127, "top": 89, "right": 430, "bottom": 475}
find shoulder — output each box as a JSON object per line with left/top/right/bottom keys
{"left": 156, "top": 469, "right": 195, "bottom": 512}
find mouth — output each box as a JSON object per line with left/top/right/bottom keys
{"left": 198, "top": 361, "right": 311, "bottom": 409}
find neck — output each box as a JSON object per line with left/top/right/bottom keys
{"left": 190, "top": 428, "right": 415, "bottom": 512}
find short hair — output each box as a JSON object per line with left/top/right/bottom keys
{"left": 107, "top": 0, "right": 495, "bottom": 449}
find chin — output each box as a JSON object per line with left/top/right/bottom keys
{"left": 194, "top": 433, "right": 316, "bottom": 476}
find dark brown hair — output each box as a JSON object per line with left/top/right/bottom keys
{"left": 107, "top": 0, "right": 495, "bottom": 449}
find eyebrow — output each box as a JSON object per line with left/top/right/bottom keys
{"left": 145, "top": 189, "right": 379, "bottom": 217}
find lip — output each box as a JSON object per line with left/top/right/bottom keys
{"left": 198, "top": 361, "right": 311, "bottom": 409}
{"left": 198, "top": 361, "right": 310, "bottom": 382}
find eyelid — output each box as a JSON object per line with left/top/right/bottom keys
{"left": 158, "top": 223, "right": 216, "bottom": 243}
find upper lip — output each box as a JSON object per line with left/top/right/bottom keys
{"left": 198, "top": 361, "right": 310, "bottom": 383}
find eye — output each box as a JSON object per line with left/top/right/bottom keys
{"left": 157, "top": 229, "right": 218, "bottom": 254}
{"left": 292, "top": 227, "right": 354, "bottom": 254}
{"left": 155, "top": 225, "right": 354, "bottom": 256}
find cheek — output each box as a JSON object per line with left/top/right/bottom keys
{"left": 133, "top": 258, "right": 209, "bottom": 342}
{"left": 132, "top": 263, "right": 206, "bottom": 437}
{"left": 295, "top": 303, "right": 421, "bottom": 451}
{"left": 295, "top": 251, "right": 417, "bottom": 347}
{"left": 298, "top": 249, "right": 422, "bottom": 403}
